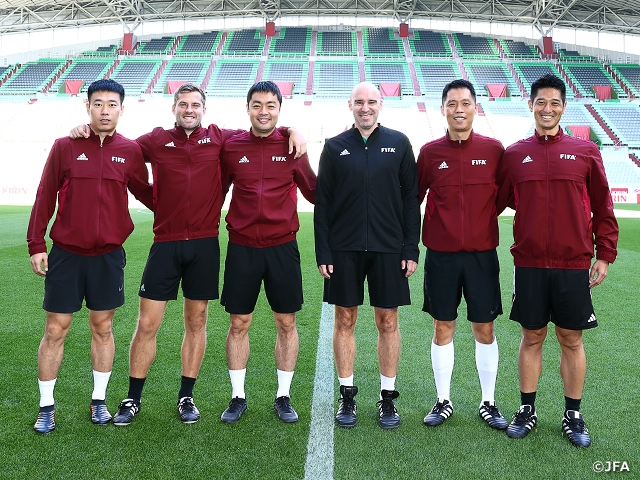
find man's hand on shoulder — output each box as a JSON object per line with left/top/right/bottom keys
{"left": 30, "top": 252, "right": 48, "bottom": 277}
{"left": 69, "top": 124, "right": 90, "bottom": 139}
{"left": 288, "top": 128, "right": 307, "bottom": 158}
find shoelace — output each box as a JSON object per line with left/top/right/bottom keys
{"left": 339, "top": 397, "right": 356, "bottom": 412}
{"left": 378, "top": 398, "right": 397, "bottom": 415}
{"left": 276, "top": 397, "right": 291, "bottom": 410}
{"left": 433, "top": 402, "right": 447, "bottom": 414}
{"left": 567, "top": 418, "right": 586, "bottom": 433}
{"left": 484, "top": 404, "right": 500, "bottom": 416}
{"left": 180, "top": 398, "right": 195, "bottom": 410}
{"left": 513, "top": 409, "right": 532, "bottom": 424}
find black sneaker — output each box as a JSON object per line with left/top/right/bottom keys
{"left": 177, "top": 396, "right": 200, "bottom": 424}
{"left": 113, "top": 398, "right": 141, "bottom": 426}
{"left": 377, "top": 390, "right": 400, "bottom": 429}
{"left": 479, "top": 401, "right": 508, "bottom": 430}
{"left": 274, "top": 396, "right": 299, "bottom": 423}
{"left": 90, "top": 402, "right": 112, "bottom": 425}
{"left": 221, "top": 397, "right": 247, "bottom": 424}
{"left": 423, "top": 399, "right": 453, "bottom": 426}
{"left": 562, "top": 410, "right": 591, "bottom": 447}
{"left": 34, "top": 409, "right": 55, "bottom": 434}
{"left": 506, "top": 404, "right": 537, "bottom": 439}
{"left": 335, "top": 385, "right": 358, "bottom": 428}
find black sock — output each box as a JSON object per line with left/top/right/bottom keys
{"left": 39, "top": 404, "right": 54, "bottom": 413}
{"left": 179, "top": 376, "right": 196, "bottom": 399}
{"left": 565, "top": 396, "right": 581, "bottom": 413}
{"left": 127, "top": 376, "right": 146, "bottom": 401}
{"left": 90, "top": 399, "right": 105, "bottom": 406}
{"left": 521, "top": 391, "right": 536, "bottom": 410}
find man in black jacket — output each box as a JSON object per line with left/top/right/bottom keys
{"left": 314, "top": 81, "right": 420, "bottom": 429}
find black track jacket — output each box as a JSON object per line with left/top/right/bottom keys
{"left": 314, "top": 124, "right": 420, "bottom": 266}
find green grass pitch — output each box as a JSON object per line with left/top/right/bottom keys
{"left": 0, "top": 206, "right": 638, "bottom": 479}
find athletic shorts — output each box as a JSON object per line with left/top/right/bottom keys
{"left": 323, "top": 250, "right": 410, "bottom": 308}
{"left": 43, "top": 245, "right": 125, "bottom": 313}
{"left": 423, "top": 249, "right": 502, "bottom": 323}
{"left": 139, "top": 237, "right": 220, "bottom": 301}
{"left": 221, "top": 240, "right": 303, "bottom": 315}
{"left": 510, "top": 267, "right": 597, "bottom": 331}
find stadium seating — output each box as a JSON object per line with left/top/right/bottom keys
{"left": 262, "top": 60, "right": 308, "bottom": 94}
{"left": 453, "top": 34, "right": 499, "bottom": 59}
{"left": 223, "top": 30, "right": 264, "bottom": 55}
{"left": 207, "top": 60, "right": 259, "bottom": 96}
{"left": 154, "top": 60, "right": 209, "bottom": 93}
{"left": 138, "top": 36, "right": 175, "bottom": 54}
{"left": 109, "top": 59, "right": 161, "bottom": 94}
{"left": 364, "top": 61, "right": 412, "bottom": 96}
{"left": 313, "top": 61, "right": 359, "bottom": 96}
{"left": 0, "top": 65, "right": 11, "bottom": 80}
{"left": 512, "top": 62, "right": 575, "bottom": 99}
{"left": 270, "top": 27, "right": 311, "bottom": 55}
{"left": 49, "top": 59, "right": 111, "bottom": 94}
{"left": 601, "top": 149, "right": 640, "bottom": 186}
{"left": 176, "top": 31, "right": 220, "bottom": 55}
{"left": 499, "top": 40, "right": 538, "bottom": 58}
{"left": 316, "top": 31, "right": 356, "bottom": 55}
{"left": 559, "top": 103, "right": 612, "bottom": 145}
{"left": 464, "top": 62, "right": 520, "bottom": 97}
{"left": 559, "top": 49, "right": 595, "bottom": 61}
{"left": 362, "top": 28, "right": 403, "bottom": 57}
{"left": 609, "top": 64, "right": 640, "bottom": 97}
{"left": 562, "top": 63, "right": 625, "bottom": 98}
{"left": 414, "top": 61, "right": 461, "bottom": 97}
{"left": 591, "top": 103, "right": 640, "bottom": 147}
{"left": 409, "top": 30, "right": 451, "bottom": 57}
{"left": 0, "top": 59, "right": 66, "bottom": 94}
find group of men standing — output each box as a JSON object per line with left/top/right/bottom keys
{"left": 27, "top": 73, "right": 618, "bottom": 449}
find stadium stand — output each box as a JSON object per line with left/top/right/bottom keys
{"left": 409, "top": 30, "right": 451, "bottom": 57}
{"left": 559, "top": 49, "right": 595, "bottom": 61}
{"left": 562, "top": 63, "right": 626, "bottom": 98}
{"left": 414, "top": 61, "right": 461, "bottom": 97}
{"left": 109, "top": 59, "right": 161, "bottom": 94}
{"left": 512, "top": 62, "right": 575, "bottom": 99}
{"left": 262, "top": 60, "right": 308, "bottom": 94}
{"left": 314, "top": 61, "right": 359, "bottom": 96}
{"left": 83, "top": 45, "right": 118, "bottom": 56}
{"left": 176, "top": 31, "right": 220, "bottom": 55}
{"left": 316, "top": 31, "right": 356, "bottom": 55}
{"left": 138, "top": 36, "right": 175, "bottom": 54}
{"left": 207, "top": 59, "right": 260, "bottom": 96}
{"left": 479, "top": 101, "right": 535, "bottom": 147}
{"left": 601, "top": 149, "right": 640, "bottom": 186}
{"left": 453, "top": 34, "right": 500, "bottom": 59}
{"left": 364, "top": 61, "right": 412, "bottom": 96}
{"left": 363, "top": 28, "right": 403, "bottom": 56}
{"left": 609, "top": 64, "right": 640, "bottom": 97}
{"left": 0, "top": 65, "right": 11, "bottom": 80}
{"left": 560, "top": 103, "right": 612, "bottom": 145}
{"left": 499, "top": 39, "right": 538, "bottom": 58}
{"left": 464, "top": 62, "right": 520, "bottom": 97}
{"left": 591, "top": 103, "right": 640, "bottom": 147}
{"left": 153, "top": 60, "right": 209, "bottom": 93}
{"left": 223, "top": 29, "right": 264, "bottom": 55}
{"left": 49, "top": 59, "right": 111, "bottom": 94}
{"left": 0, "top": 59, "right": 66, "bottom": 94}
{"left": 270, "top": 27, "right": 311, "bottom": 55}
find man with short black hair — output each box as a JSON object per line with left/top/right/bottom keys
{"left": 219, "top": 81, "right": 315, "bottom": 424}
{"left": 498, "top": 74, "right": 618, "bottom": 447}
{"left": 28, "top": 79, "right": 153, "bottom": 433}
{"left": 417, "top": 79, "right": 507, "bottom": 430}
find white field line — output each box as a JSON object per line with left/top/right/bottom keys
{"left": 304, "top": 302, "right": 335, "bottom": 480}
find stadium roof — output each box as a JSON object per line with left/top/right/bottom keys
{"left": 0, "top": 0, "right": 639, "bottom": 36}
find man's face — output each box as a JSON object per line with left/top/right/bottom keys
{"left": 86, "top": 91, "right": 123, "bottom": 136}
{"left": 348, "top": 84, "right": 382, "bottom": 133}
{"left": 529, "top": 87, "right": 566, "bottom": 135}
{"left": 172, "top": 91, "right": 206, "bottom": 133}
{"left": 441, "top": 87, "right": 476, "bottom": 136}
{"left": 247, "top": 91, "right": 280, "bottom": 137}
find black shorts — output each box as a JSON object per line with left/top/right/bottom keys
{"left": 510, "top": 267, "right": 597, "bottom": 331}
{"left": 221, "top": 240, "right": 303, "bottom": 315}
{"left": 43, "top": 245, "right": 126, "bottom": 313}
{"left": 323, "top": 250, "right": 410, "bottom": 308}
{"left": 423, "top": 249, "right": 502, "bottom": 323}
{"left": 139, "top": 237, "right": 220, "bottom": 301}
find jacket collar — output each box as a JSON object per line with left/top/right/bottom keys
{"left": 446, "top": 129, "right": 474, "bottom": 148}
{"left": 88, "top": 128, "right": 115, "bottom": 145}
{"left": 534, "top": 127, "right": 564, "bottom": 144}
{"left": 171, "top": 124, "right": 206, "bottom": 140}
{"left": 350, "top": 123, "right": 381, "bottom": 142}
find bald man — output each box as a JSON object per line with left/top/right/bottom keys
{"left": 314, "top": 82, "right": 420, "bottom": 429}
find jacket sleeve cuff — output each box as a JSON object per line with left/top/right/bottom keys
{"left": 28, "top": 243, "right": 47, "bottom": 256}
{"left": 401, "top": 247, "right": 419, "bottom": 263}
{"left": 595, "top": 249, "right": 616, "bottom": 264}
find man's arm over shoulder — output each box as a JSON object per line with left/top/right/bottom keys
{"left": 126, "top": 143, "right": 154, "bottom": 210}
{"left": 135, "top": 127, "right": 166, "bottom": 163}
{"left": 294, "top": 153, "right": 316, "bottom": 204}
{"left": 588, "top": 145, "right": 618, "bottom": 264}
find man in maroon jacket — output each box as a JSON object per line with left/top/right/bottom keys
{"left": 27, "top": 79, "right": 153, "bottom": 434}
{"left": 218, "top": 81, "right": 316, "bottom": 424}
{"left": 417, "top": 79, "right": 507, "bottom": 431}
{"left": 498, "top": 75, "right": 618, "bottom": 447}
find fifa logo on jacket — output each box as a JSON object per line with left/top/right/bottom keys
{"left": 471, "top": 159, "right": 487, "bottom": 165}
{"left": 560, "top": 153, "right": 576, "bottom": 160}
{"left": 111, "top": 156, "right": 126, "bottom": 164}
{"left": 381, "top": 148, "right": 396, "bottom": 152}
{"left": 272, "top": 156, "right": 287, "bottom": 162}
{"left": 198, "top": 137, "right": 211, "bottom": 144}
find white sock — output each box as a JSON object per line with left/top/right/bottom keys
{"left": 38, "top": 378, "right": 56, "bottom": 408}
{"left": 229, "top": 369, "right": 246, "bottom": 399}
{"left": 476, "top": 338, "right": 499, "bottom": 403}
{"left": 276, "top": 369, "right": 294, "bottom": 398}
{"left": 92, "top": 370, "right": 112, "bottom": 401}
{"left": 338, "top": 375, "right": 354, "bottom": 387}
{"left": 380, "top": 374, "right": 396, "bottom": 392}
{"left": 431, "top": 341, "right": 454, "bottom": 401}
